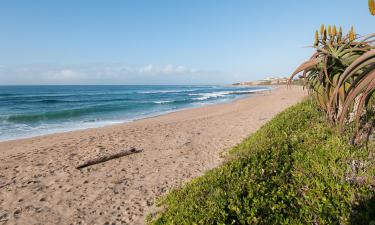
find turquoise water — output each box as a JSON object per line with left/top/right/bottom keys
{"left": 0, "top": 85, "right": 270, "bottom": 141}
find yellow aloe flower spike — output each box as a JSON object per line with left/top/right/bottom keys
{"left": 349, "top": 26, "right": 355, "bottom": 42}
{"left": 332, "top": 25, "right": 337, "bottom": 37}
{"left": 328, "top": 25, "right": 332, "bottom": 37}
{"left": 369, "top": 0, "right": 375, "bottom": 15}
{"left": 322, "top": 29, "right": 327, "bottom": 44}
{"left": 314, "top": 30, "right": 319, "bottom": 47}
{"left": 320, "top": 24, "right": 325, "bottom": 35}
{"left": 337, "top": 26, "right": 342, "bottom": 44}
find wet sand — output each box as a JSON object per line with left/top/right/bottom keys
{"left": 0, "top": 85, "right": 306, "bottom": 225}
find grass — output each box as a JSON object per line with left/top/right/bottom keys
{"left": 148, "top": 99, "right": 375, "bottom": 225}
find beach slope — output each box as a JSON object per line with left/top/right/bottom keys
{"left": 0, "top": 85, "right": 306, "bottom": 225}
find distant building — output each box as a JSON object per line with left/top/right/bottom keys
{"left": 233, "top": 76, "right": 288, "bottom": 86}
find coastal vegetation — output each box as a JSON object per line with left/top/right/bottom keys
{"left": 148, "top": 2, "right": 374, "bottom": 224}
{"left": 149, "top": 99, "right": 374, "bottom": 224}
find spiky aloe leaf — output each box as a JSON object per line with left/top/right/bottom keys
{"left": 338, "top": 70, "right": 375, "bottom": 132}
{"left": 288, "top": 59, "right": 319, "bottom": 83}
{"left": 327, "top": 50, "right": 375, "bottom": 119}
{"left": 354, "top": 76, "right": 375, "bottom": 130}
{"left": 355, "top": 33, "right": 375, "bottom": 46}
{"left": 330, "top": 50, "right": 375, "bottom": 107}
{"left": 340, "top": 51, "right": 375, "bottom": 87}
{"left": 322, "top": 56, "right": 332, "bottom": 85}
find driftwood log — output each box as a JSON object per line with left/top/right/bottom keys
{"left": 76, "top": 147, "right": 143, "bottom": 169}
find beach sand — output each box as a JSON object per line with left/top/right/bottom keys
{"left": 0, "top": 85, "right": 306, "bottom": 225}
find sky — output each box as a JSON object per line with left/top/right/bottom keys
{"left": 0, "top": 0, "right": 373, "bottom": 85}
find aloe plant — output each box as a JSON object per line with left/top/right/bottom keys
{"left": 289, "top": 25, "right": 375, "bottom": 145}
{"left": 289, "top": 26, "right": 372, "bottom": 114}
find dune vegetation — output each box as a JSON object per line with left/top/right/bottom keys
{"left": 148, "top": 99, "right": 374, "bottom": 224}
{"left": 147, "top": 2, "right": 375, "bottom": 224}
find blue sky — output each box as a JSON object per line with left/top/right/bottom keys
{"left": 0, "top": 0, "right": 373, "bottom": 85}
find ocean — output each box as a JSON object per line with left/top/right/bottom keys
{"left": 0, "top": 85, "right": 270, "bottom": 141}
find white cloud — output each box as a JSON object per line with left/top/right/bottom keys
{"left": 190, "top": 68, "right": 198, "bottom": 73}
{"left": 135, "top": 64, "right": 198, "bottom": 75}
{"left": 49, "top": 69, "right": 86, "bottom": 80}
{"left": 163, "top": 64, "right": 174, "bottom": 73}
{"left": 138, "top": 64, "right": 154, "bottom": 73}
{"left": 175, "top": 65, "right": 186, "bottom": 73}
{"left": 0, "top": 63, "right": 216, "bottom": 85}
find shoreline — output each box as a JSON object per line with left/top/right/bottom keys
{"left": 0, "top": 87, "right": 272, "bottom": 143}
{"left": 0, "top": 85, "right": 306, "bottom": 225}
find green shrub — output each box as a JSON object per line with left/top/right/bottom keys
{"left": 148, "top": 99, "right": 375, "bottom": 225}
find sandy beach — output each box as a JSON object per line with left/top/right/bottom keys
{"left": 0, "top": 85, "right": 306, "bottom": 225}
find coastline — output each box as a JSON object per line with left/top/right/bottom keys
{"left": 0, "top": 86, "right": 271, "bottom": 143}
{"left": 0, "top": 85, "right": 306, "bottom": 225}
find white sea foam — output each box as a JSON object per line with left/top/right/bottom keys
{"left": 192, "top": 92, "right": 229, "bottom": 100}
{"left": 139, "top": 89, "right": 199, "bottom": 94}
{"left": 0, "top": 119, "right": 126, "bottom": 142}
{"left": 153, "top": 100, "right": 173, "bottom": 104}
{"left": 190, "top": 88, "right": 270, "bottom": 101}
